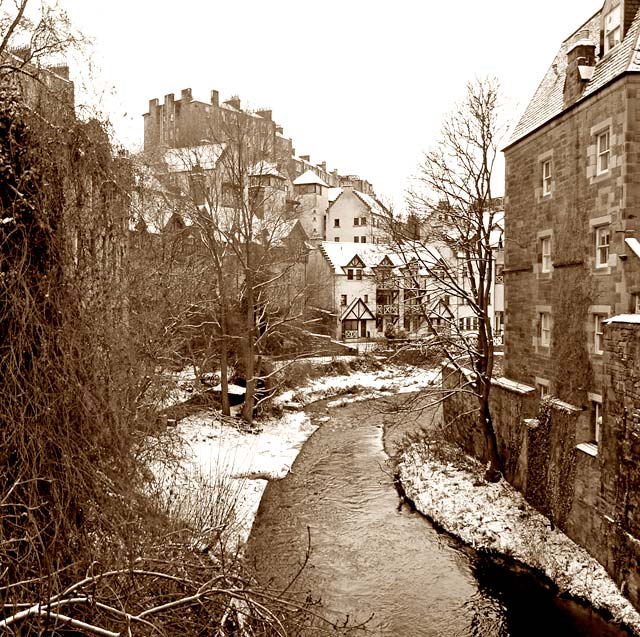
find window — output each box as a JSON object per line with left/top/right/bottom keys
{"left": 541, "top": 236, "right": 552, "bottom": 272}
{"left": 354, "top": 218, "right": 360, "bottom": 226}
{"left": 539, "top": 312, "right": 551, "bottom": 347}
{"left": 340, "top": 294, "right": 347, "bottom": 306}
{"left": 356, "top": 269, "right": 363, "bottom": 280}
{"left": 538, "top": 383, "right": 549, "bottom": 399}
{"left": 542, "top": 159, "right": 552, "bottom": 196}
{"left": 604, "top": 5, "right": 621, "bottom": 54}
{"left": 597, "top": 130, "right": 611, "bottom": 174}
{"left": 595, "top": 225, "right": 610, "bottom": 268}
{"left": 347, "top": 269, "right": 354, "bottom": 280}
{"left": 594, "top": 314, "right": 606, "bottom": 354}
{"left": 334, "top": 219, "right": 340, "bottom": 228}
{"left": 364, "top": 294, "right": 368, "bottom": 303}
{"left": 354, "top": 237, "right": 360, "bottom": 243}
{"left": 361, "top": 217, "right": 368, "bottom": 225}
{"left": 591, "top": 399, "right": 602, "bottom": 444}
{"left": 361, "top": 236, "right": 367, "bottom": 243}
{"left": 634, "top": 293, "right": 640, "bottom": 314}
{"left": 334, "top": 237, "right": 340, "bottom": 242}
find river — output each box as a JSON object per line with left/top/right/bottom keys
{"left": 246, "top": 398, "right": 631, "bottom": 636}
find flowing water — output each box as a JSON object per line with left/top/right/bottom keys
{"left": 247, "top": 399, "right": 631, "bottom": 636}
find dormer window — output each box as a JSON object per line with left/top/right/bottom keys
{"left": 604, "top": 5, "right": 621, "bottom": 54}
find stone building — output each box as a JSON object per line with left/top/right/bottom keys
{"left": 143, "top": 88, "right": 379, "bottom": 242}
{"left": 503, "top": 0, "right": 640, "bottom": 438}
{"left": 489, "top": 0, "right": 640, "bottom": 611}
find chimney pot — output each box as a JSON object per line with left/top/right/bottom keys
{"left": 210, "top": 89, "right": 219, "bottom": 106}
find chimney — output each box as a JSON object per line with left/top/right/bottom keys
{"left": 257, "top": 109, "right": 272, "bottom": 121}
{"left": 318, "top": 161, "right": 327, "bottom": 171}
{"left": 210, "top": 89, "right": 219, "bottom": 106}
{"left": 300, "top": 154, "right": 310, "bottom": 162}
{"left": 181, "top": 88, "right": 193, "bottom": 102}
{"left": 276, "top": 126, "right": 284, "bottom": 134}
{"left": 225, "top": 96, "right": 241, "bottom": 110}
{"left": 563, "top": 32, "right": 596, "bottom": 108}
{"left": 148, "top": 98, "right": 159, "bottom": 112}
{"left": 164, "top": 93, "right": 175, "bottom": 106}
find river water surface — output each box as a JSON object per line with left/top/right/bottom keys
{"left": 247, "top": 399, "right": 631, "bottom": 636}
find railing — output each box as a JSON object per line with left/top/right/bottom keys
{"left": 344, "top": 330, "right": 359, "bottom": 339}
{"left": 377, "top": 304, "right": 399, "bottom": 315}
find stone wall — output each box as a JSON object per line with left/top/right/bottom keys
{"left": 443, "top": 332, "right": 640, "bottom": 610}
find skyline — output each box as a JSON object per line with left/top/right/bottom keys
{"left": 60, "top": 0, "right": 603, "bottom": 208}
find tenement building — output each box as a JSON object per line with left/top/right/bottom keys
{"left": 504, "top": 0, "right": 640, "bottom": 431}
{"left": 498, "top": 0, "right": 640, "bottom": 610}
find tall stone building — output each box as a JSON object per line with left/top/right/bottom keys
{"left": 500, "top": 0, "right": 640, "bottom": 609}
{"left": 504, "top": 0, "right": 640, "bottom": 433}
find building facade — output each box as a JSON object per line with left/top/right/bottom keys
{"left": 504, "top": 0, "right": 640, "bottom": 426}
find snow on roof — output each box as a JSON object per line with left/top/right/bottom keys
{"left": 604, "top": 314, "right": 640, "bottom": 325}
{"left": 319, "top": 241, "right": 441, "bottom": 276}
{"left": 250, "top": 160, "right": 283, "bottom": 178}
{"left": 353, "top": 191, "right": 388, "bottom": 217}
{"left": 328, "top": 187, "right": 343, "bottom": 203}
{"left": 625, "top": 237, "right": 640, "bottom": 260}
{"left": 164, "top": 144, "right": 225, "bottom": 173}
{"left": 293, "top": 169, "right": 329, "bottom": 187}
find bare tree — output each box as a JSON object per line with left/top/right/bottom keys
{"left": 390, "top": 77, "right": 506, "bottom": 481}
{"left": 143, "top": 113, "right": 313, "bottom": 423}
{"left": 0, "top": 0, "right": 83, "bottom": 83}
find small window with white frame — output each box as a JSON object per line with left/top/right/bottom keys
{"left": 594, "top": 314, "right": 606, "bottom": 354}
{"left": 536, "top": 378, "right": 550, "bottom": 399}
{"left": 541, "top": 236, "right": 552, "bottom": 272}
{"left": 604, "top": 5, "right": 621, "bottom": 54}
{"left": 539, "top": 312, "right": 551, "bottom": 347}
{"left": 597, "top": 129, "right": 611, "bottom": 174}
{"left": 542, "top": 159, "right": 552, "bottom": 196}
{"left": 595, "top": 225, "right": 611, "bottom": 268}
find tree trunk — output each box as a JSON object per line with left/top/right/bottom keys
{"left": 220, "top": 332, "right": 230, "bottom": 416}
{"left": 479, "top": 386, "right": 501, "bottom": 482}
{"left": 241, "top": 274, "right": 256, "bottom": 424}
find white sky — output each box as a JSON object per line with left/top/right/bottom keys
{"left": 58, "top": 0, "right": 603, "bottom": 208}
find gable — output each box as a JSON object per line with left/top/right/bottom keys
{"left": 346, "top": 255, "right": 366, "bottom": 269}
{"left": 340, "top": 297, "right": 375, "bottom": 321}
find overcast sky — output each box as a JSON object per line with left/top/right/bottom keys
{"left": 59, "top": 0, "right": 602, "bottom": 208}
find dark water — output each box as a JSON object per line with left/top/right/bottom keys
{"left": 247, "top": 400, "right": 631, "bottom": 636}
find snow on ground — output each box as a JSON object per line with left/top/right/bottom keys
{"left": 275, "top": 364, "right": 439, "bottom": 409}
{"left": 154, "top": 410, "right": 317, "bottom": 550}
{"left": 398, "top": 444, "right": 640, "bottom": 635}
{"left": 153, "top": 362, "right": 436, "bottom": 550}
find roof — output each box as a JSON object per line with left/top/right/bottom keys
{"left": 508, "top": 6, "right": 640, "bottom": 147}
{"left": 293, "top": 169, "right": 328, "bottom": 187}
{"left": 164, "top": 144, "right": 225, "bottom": 172}
{"left": 354, "top": 191, "right": 388, "bottom": 217}
{"left": 250, "top": 160, "right": 283, "bottom": 178}
{"left": 329, "top": 187, "right": 388, "bottom": 216}
{"left": 319, "top": 241, "right": 441, "bottom": 276}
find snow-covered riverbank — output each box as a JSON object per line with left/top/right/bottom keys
{"left": 153, "top": 361, "right": 437, "bottom": 549}
{"left": 397, "top": 443, "right": 640, "bottom": 635}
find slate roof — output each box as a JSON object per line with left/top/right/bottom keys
{"left": 508, "top": 5, "right": 640, "bottom": 147}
